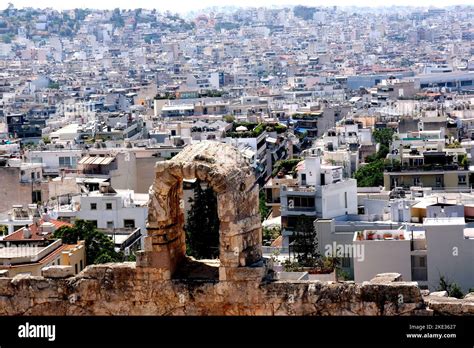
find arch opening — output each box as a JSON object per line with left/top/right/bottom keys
{"left": 137, "top": 142, "right": 265, "bottom": 282}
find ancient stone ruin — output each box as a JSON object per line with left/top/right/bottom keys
{"left": 136, "top": 141, "right": 264, "bottom": 282}
{"left": 1, "top": 141, "right": 474, "bottom": 315}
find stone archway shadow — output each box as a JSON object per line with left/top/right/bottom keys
{"left": 136, "top": 141, "right": 265, "bottom": 282}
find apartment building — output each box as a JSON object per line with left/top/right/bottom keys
{"left": 279, "top": 156, "right": 358, "bottom": 247}
{"left": 384, "top": 145, "right": 470, "bottom": 191}
{"left": 354, "top": 217, "right": 474, "bottom": 292}
{"left": 0, "top": 218, "right": 85, "bottom": 277}
{"left": 51, "top": 183, "right": 148, "bottom": 248}
{"left": 0, "top": 158, "right": 48, "bottom": 213}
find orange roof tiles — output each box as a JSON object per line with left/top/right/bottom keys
{"left": 3, "top": 219, "right": 72, "bottom": 242}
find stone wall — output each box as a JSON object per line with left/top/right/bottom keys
{"left": 0, "top": 263, "right": 472, "bottom": 316}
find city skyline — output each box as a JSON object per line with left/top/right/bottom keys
{"left": 2, "top": 0, "right": 473, "bottom": 13}
{"left": 0, "top": 0, "right": 473, "bottom": 328}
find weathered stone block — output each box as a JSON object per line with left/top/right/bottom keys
{"left": 0, "top": 278, "right": 14, "bottom": 296}
{"left": 42, "top": 266, "right": 75, "bottom": 279}
{"left": 429, "top": 291, "right": 448, "bottom": 297}
{"left": 370, "top": 273, "right": 403, "bottom": 283}
{"left": 220, "top": 266, "right": 265, "bottom": 282}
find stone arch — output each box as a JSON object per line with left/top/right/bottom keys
{"left": 137, "top": 141, "right": 264, "bottom": 282}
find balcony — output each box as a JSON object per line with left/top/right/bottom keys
{"left": 356, "top": 230, "right": 406, "bottom": 241}
{"left": 385, "top": 164, "right": 466, "bottom": 172}
{"left": 284, "top": 186, "right": 316, "bottom": 193}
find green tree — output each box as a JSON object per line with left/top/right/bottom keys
{"left": 272, "top": 158, "right": 302, "bottom": 177}
{"left": 354, "top": 129, "right": 395, "bottom": 186}
{"left": 293, "top": 6, "right": 316, "bottom": 20}
{"left": 353, "top": 159, "right": 385, "bottom": 187}
{"left": 2, "top": 34, "right": 13, "bottom": 43}
{"left": 223, "top": 115, "right": 235, "bottom": 123}
{"left": 373, "top": 128, "right": 394, "bottom": 147}
{"left": 54, "top": 219, "right": 122, "bottom": 265}
{"left": 292, "top": 215, "right": 320, "bottom": 267}
{"left": 185, "top": 180, "right": 219, "bottom": 259}
{"left": 262, "top": 226, "right": 281, "bottom": 244}
{"left": 111, "top": 8, "right": 124, "bottom": 28}
{"left": 48, "top": 81, "right": 60, "bottom": 89}
{"left": 438, "top": 276, "right": 464, "bottom": 299}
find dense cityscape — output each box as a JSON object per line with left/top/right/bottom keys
{"left": 0, "top": 2, "right": 474, "bottom": 322}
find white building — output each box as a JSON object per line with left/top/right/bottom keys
{"left": 353, "top": 217, "right": 474, "bottom": 292}
{"left": 52, "top": 183, "right": 148, "bottom": 248}
{"left": 280, "top": 156, "right": 358, "bottom": 247}
{"left": 26, "top": 149, "right": 83, "bottom": 176}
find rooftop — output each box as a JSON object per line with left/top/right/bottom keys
{"left": 3, "top": 219, "right": 72, "bottom": 241}
{"left": 423, "top": 217, "right": 466, "bottom": 226}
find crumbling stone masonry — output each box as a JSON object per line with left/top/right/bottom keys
{"left": 136, "top": 141, "right": 263, "bottom": 282}
{"left": 0, "top": 265, "right": 473, "bottom": 315}
{"left": 1, "top": 142, "right": 473, "bottom": 316}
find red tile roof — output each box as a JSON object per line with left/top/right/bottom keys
{"left": 3, "top": 219, "right": 72, "bottom": 242}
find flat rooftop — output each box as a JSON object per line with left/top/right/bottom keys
{"left": 0, "top": 246, "right": 40, "bottom": 258}
{"left": 423, "top": 217, "right": 465, "bottom": 226}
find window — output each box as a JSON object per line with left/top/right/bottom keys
{"left": 80, "top": 260, "right": 83, "bottom": 271}
{"left": 90, "top": 203, "right": 97, "bottom": 210}
{"left": 32, "top": 190, "right": 42, "bottom": 203}
{"left": 58, "top": 156, "right": 72, "bottom": 168}
{"left": 106, "top": 203, "right": 113, "bottom": 210}
{"left": 419, "top": 256, "right": 426, "bottom": 268}
{"left": 458, "top": 175, "right": 467, "bottom": 185}
{"left": 341, "top": 257, "right": 351, "bottom": 268}
{"left": 287, "top": 196, "right": 315, "bottom": 210}
{"left": 124, "top": 219, "right": 135, "bottom": 228}
{"left": 88, "top": 220, "right": 97, "bottom": 228}
{"left": 301, "top": 173, "right": 306, "bottom": 185}
{"left": 413, "top": 177, "right": 421, "bottom": 186}
{"left": 75, "top": 264, "right": 78, "bottom": 274}
{"left": 107, "top": 221, "right": 114, "bottom": 229}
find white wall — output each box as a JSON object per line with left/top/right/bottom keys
{"left": 75, "top": 195, "right": 147, "bottom": 232}
{"left": 298, "top": 156, "right": 321, "bottom": 186}
{"left": 424, "top": 219, "right": 474, "bottom": 292}
{"left": 354, "top": 238, "right": 412, "bottom": 283}
{"left": 27, "top": 150, "right": 83, "bottom": 173}
{"left": 320, "top": 179, "right": 357, "bottom": 218}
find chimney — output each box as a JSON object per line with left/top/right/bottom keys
{"left": 23, "top": 225, "right": 32, "bottom": 239}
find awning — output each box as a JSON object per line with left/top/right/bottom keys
{"left": 78, "top": 156, "right": 115, "bottom": 165}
